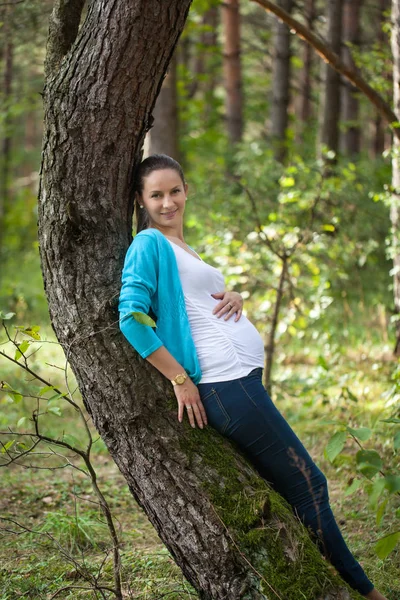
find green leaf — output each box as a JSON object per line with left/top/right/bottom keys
{"left": 14, "top": 340, "right": 30, "bottom": 361}
{"left": 22, "top": 326, "right": 41, "bottom": 340}
{"left": 380, "top": 418, "right": 400, "bottom": 424}
{"left": 39, "top": 385, "right": 56, "bottom": 396}
{"left": 394, "top": 431, "right": 400, "bottom": 451}
{"left": 47, "top": 392, "right": 68, "bottom": 405}
{"left": 131, "top": 311, "right": 156, "bottom": 328}
{"left": 1, "top": 382, "right": 23, "bottom": 403}
{"left": 325, "top": 431, "right": 347, "bottom": 462}
{"left": 0, "top": 311, "right": 15, "bottom": 320}
{"left": 356, "top": 450, "right": 383, "bottom": 478}
{"left": 347, "top": 427, "right": 372, "bottom": 442}
{"left": 280, "top": 176, "right": 295, "bottom": 188}
{"left": 47, "top": 406, "right": 62, "bottom": 417}
{"left": 344, "top": 478, "right": 362, "bottom": 496}
{"left": 1, "top": 439, "right": 15, "bottom": 453}
{"left": 376, "top": 498, "right": 388, "bottom": 527}
{"left": 368, "top": 477, "right": 386, "bottom": 509}
{"left": 345, "top": 387, "right": 359, "bottom": 403}
{"left": 322, "top": 224, "right": 335, "bottom": 232}
{"left": 16, "top": 417, "right": 27, "bottom": 427}
{"left": 62, "top": 434, "right": 80, "bottom": 447}
{"left": 384, "top": 475, "right": 400, "bottom": 494}
{"left": 375, "top": 531, "right": 400, "bottom": 559}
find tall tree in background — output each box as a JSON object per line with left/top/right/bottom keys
{"left": 37, "top": 1, "right": 365, "bottom": 597}
{"left": 222, "top": 0, "right": 244, "bottom": 144}
{"left": 391, "top": 0, "right": 400, "bottom": 355}
{"left": 296, "top": 0, "right": 316, "bottom": 128}
{"left": 372, "top": 0, "right": 391, "bottom": 158}
{"left": 340, "top": 0, "right": 362, "bottom": 156}
{"left": 318, "top": 0, "right": 343, "bottom": 156}
{"left": 0, "top": 1, "right": 14, "bottom": 257}
{"left": 269, "top": 0, "right": 293, "bottom": 162}
{"left": 147, "top": 55, "right": 179, "bottom": 160}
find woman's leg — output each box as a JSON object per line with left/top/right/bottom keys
{"left": 198, "top": 368, "right": 375, "bottom": 596}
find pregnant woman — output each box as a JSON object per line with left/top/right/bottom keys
{"left": 118, "top": 153, "right": 387, "bottom": 600}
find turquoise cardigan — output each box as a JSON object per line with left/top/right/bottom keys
{"left": 118, "top": 228, "right": 202, "bottom": 384}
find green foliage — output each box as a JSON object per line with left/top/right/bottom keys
{"left": 324, "top": 368, "right": 400, "bottom": 559}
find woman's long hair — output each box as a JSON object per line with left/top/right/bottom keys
{"left": 134, "top": 154, "right": 186, "bottom": 234}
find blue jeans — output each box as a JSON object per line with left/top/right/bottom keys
{"left": 197, "top": 367, "right": 374, "bottom": 596}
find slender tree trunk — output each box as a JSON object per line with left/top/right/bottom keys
{"left": 318, "top": 0, "right": 343, "bottom": 157}
{"left": 0, "top": 2, "right": 14, "bottom": 259}
{"left": 269, "top": 0, "right": 293, "bottom": 162}
{"left": 221, "top": 0, "right": 244, "bottom": 144}
{"left": 37, "top": 1, "right": 365, "bottom": 597}
{"left": 296, "top": 0, "right": 315, "bottom": 126}
{"left": 147, "top": 54, "right": 179, "bottom": 161}
{"left": 264, "top": 257, "right": 287, "bottom": 393}
{"left": 391, "top": 0, "right": 400, "bottom": 355}
{"left": 371, "top": 0, "right": 390, "bottom": 158}
{"left": 340, "top": 0, "right": 362, "bottom": 156}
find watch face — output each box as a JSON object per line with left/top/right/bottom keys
{"left": 175, "top": 374, "right": 186, "bottom": 384}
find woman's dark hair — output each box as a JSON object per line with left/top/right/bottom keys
{"left": 134, "top": 154, "right": 186, "bottom": 233}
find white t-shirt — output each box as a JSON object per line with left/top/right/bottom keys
{"left": 167, "top": 240, "right": 265, "bottom": 384}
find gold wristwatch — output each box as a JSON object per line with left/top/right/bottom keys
{"left": 171, "top": 372, "right": 188, "bottom": 386}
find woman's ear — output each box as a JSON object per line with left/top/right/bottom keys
{"left": 184, "top": 182, "right": 189, "bottom": 197}
{"left": 134, "top": 191, "right": 142, "bottom": 207}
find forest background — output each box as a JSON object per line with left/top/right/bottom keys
{"left": 0, "top": 0, "right": 399, "bottom": 598}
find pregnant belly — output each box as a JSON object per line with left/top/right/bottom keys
{"left": 186, "top": 302, "right": 265, "bottom": 377}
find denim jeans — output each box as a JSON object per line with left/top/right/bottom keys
{"left": 197, "top": 367, "right": 374, "bottom": 596}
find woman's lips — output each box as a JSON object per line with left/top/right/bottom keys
{"left": 161, "top": 209, "right": 178, "bottom": 219}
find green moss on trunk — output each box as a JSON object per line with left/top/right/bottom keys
{"left": 180, "top": 424, "right": 364, "bottom": 599}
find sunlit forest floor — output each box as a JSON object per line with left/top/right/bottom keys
{"left": 1, "top": 318, "right": 399, "bottom": 600}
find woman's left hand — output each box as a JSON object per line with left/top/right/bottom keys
{"left": 211, "top": 291, "right": 243, "bottom": 322}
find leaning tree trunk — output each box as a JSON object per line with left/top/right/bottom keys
{"left": 38, "top": 1, "right": 364, "bottom": 598}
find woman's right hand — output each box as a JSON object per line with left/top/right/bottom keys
{"left": 174, "top": 379, "right": 208, "bottom": 429}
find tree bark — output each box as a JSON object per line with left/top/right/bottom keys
{"left": 296, "top": 0, "right": 315, "bottom": 125}
{"left": 340, "top": 0, "right": 362, "bottom": 156}
{"left": 222, "top": 0, "right": 244, "bottom": 144}
{"left": 38, "top": 1, "right": 364, "bottom": 597}
{"left": 318, "top": 0, "right": 343, "bottom": 157}
{"left": 147, "top": 54, "right": 179, "bottom": 161}
{"left": 269, "top": 0, "right": 293, "bottom": 162}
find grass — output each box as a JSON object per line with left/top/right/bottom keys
{"left": 0, "top": 319, "right": 399, "bottom": 599}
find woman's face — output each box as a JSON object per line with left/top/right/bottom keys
{"left": 137, "top": 168, "right": 188, "bottom": 231}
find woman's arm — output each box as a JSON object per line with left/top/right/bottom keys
{"left": 146, "top": 346, "right": 208, "bottom": 430}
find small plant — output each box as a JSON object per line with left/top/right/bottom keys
{"left": 324, "top": 378, "right": 400, "bottom": 559}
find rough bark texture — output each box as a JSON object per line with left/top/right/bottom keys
{"left": 38, "top": 1, "right": 364, "bottom": 597}
{"left": 319, "top": 0, "right": 343, "bottom": 156}
{"left": 269, "top": 0, "right": 292, "bottom": 162}
{"left": 340, "top": 0, "right": 362, "bottom": 156}
{"left": 148, "top": 54, "right": 179, "bottom": 160}
{"left": 222, "top": 0, "right": 244, "bottom": 144}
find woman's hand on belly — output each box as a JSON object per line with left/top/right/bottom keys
{"left": 174, "top": 379, "right": 208, "bottom": 429}
{"left": 211, "top": 290, "right": 243, "bottom": 322}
